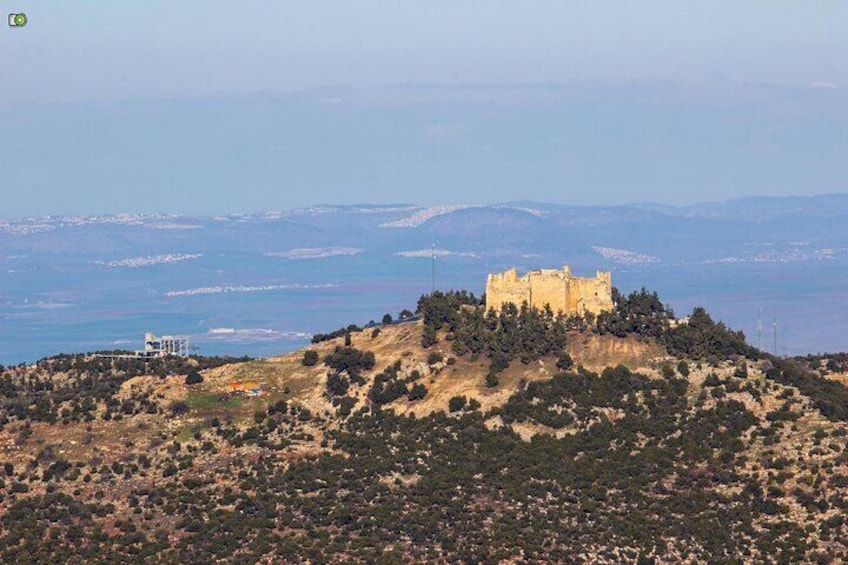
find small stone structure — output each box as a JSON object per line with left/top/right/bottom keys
{"left": 486, "top": 266, "right": 613, "bottom": 316}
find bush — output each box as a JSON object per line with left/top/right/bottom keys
{"left": 485, "top": 373, "right": 499, "bottom": 388}
{"left": 704, "top": 373, "right": 722, "bottom": 387}
{"left": 336, "top": 396, "right": 357, "bottom": 417}
{"left": 311, "top": 324, "right": 362, "bottom": 344}
{"left": 408, "top": 383, "right": 427, "bottom": 401}
{"left": 302, "top": 350, "right": 319, "bottom": 366}
{"left": 324, "top": 346, "right": 376, "bottom": 377}
{"left": 10, "top": 482, "right": 29, "bottom": 493}
{"left": 556, "top": 354, "right": 574, "bottom": 370}
{"left": 369, "top": 362, "right": 409, "bottom": 406}
{"left": 660, "top": 363, "right": 675, "bottom": 378}
{"left": 489, "top": 353, "right": 510, "bottom": 374}
{"left": 326, "top": 373, "right": 350, "bottom": 396}
{"left": 382, "top": 314, "right": 393, "bottom": 325}
{"left": 427, "top": 352, "right": 444, "bottom": 365}
{"left": 422, "top": 325, "right": 438, "bottom": 348}
{"left": 677, "top": 360, "right": 690, "bottom": 377}
{"left": 169, "top": 401, "right": 189, "bottom": 416}
{"left": 448, "top": 396, "right": 467, "bottom": 412}
{"left": 184, "top": 371, "right": 203, "bottom": 385}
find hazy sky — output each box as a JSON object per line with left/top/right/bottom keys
{"left": 1, "top": 2, "right": 847, "bottom": 217}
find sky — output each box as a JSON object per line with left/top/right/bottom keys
{"left": 1, "top": 1, "right": 847, "bottom": 217}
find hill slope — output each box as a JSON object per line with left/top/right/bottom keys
{"left": 1, "top": 307, "right": 848, "bottom": 562}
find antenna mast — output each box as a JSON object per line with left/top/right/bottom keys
{"left": 431, "top": 242, "right": 436, "bottom": 293}
{"left": 772, "top": 314, "right": 778, "bottom": 356}
{"left": 757, "top": 308, "right": 763, "bottom": 351}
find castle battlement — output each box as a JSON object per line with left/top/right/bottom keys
{"left": 485, "top": 265, "right": 613, "bottom": 316}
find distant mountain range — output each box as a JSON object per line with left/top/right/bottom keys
{"left": 1, "top": 194, "right": 847, "bottom": 364}
{"left": 3, "top": 193, "right": 848, "bottom": 263}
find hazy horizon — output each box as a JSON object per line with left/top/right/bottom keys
{"left": 2, "top": 3, "right": 846, "bottom": 218}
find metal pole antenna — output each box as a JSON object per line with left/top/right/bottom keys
{"left": 757, "top": 308, "right": 763, "bottom": 351}
{"left": 772, "top": 314, "right": 778, "bottom": 356}
{"left": 431, "top": 243, "right": 436, "bottom": 293}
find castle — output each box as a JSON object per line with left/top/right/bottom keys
{"left": 485, "top": 266, "right": 613, "bottom": 317}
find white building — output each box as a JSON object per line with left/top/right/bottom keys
{"left": 139, "top": 332, "right": 189, "bottom": 358}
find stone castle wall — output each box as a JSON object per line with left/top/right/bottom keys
{"left": 485, "top": 266, "right": 613, "bottom": 316}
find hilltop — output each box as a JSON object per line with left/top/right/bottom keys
{"left": 1, "top": 291, "right": 848, "bottom": 562}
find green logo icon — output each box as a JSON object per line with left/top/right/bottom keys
{"left": 9, "top": 13, "right": 27, "bottom": 27}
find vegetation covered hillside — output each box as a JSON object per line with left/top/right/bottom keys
{"left": 1, "top": 291, "right": 848, "bottom": 563}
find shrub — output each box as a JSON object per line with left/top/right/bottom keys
{"left": 337, "top": 396, "right": 357, "bottom": 417}
{"left": 184, "top": 371, "right": 203, "bottom": 385}
{"left": 369, "top": 362, "right": 409, "bottom": 405}
{"left": 677, "top": 360, "right": 690, "bottom": 377}
{"left": 422, "top": 325, "right": 438, "bottom": 348}
{"left": 326, "top": 373, "right": 350, "bottom": 396}
{"left": 485, "top": 373, "right": 499, "bottom": 388}
{"left": 448, "top": 396, "right": 467, "bottom": 412}
{"left": 169, "top": 401, "right": 189, "bottom": 416}
{"left": 427, "top": 352, "right": 444, "bottom": 365}
{"left": 302, "top": 350, "right": 319, "bottom": 367}
{"left": 489, "top": 353, "right": 510, "bottom": 374}
{"left": 311, "top": 324, "right": 362, "bottom": 344}
{"left": 408, "top": 383, "right": 427, "bottom": 401}
{"left": 556, "top": 354, "right": 574, "bottom": 370}
{"left": 704, "top": 373, "right": 722, "bottom": 387}
{"left": 324, "top": 346, "right": 376, "bottom": 377}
